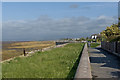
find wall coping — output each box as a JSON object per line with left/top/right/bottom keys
{"left": 74, "top": 43, "right": 92, "bottom": 79}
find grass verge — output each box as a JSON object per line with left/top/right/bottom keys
{"left": 2, "top": 43, "right": 84, "bottom": 78}
{"left": 90, "top": 43, "right": 100, "bottom": 48}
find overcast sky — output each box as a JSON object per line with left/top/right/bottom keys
{"left": 2, "top": 2, "right": 118, "bottom": 41}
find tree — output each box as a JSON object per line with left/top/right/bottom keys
{"left": 100, "top": 23, "right": 120, "bottom": 42}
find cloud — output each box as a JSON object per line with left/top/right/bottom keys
{"left": 70, "top": 4, "right": 79, "bottom": 8}
{"left": 2, "top": 15, "right": 117, "bottom": 41}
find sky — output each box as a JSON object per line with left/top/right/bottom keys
{"left": 2, "top": 0, "right": 120, "bottom": 2}
{"left": 119, "top": 1, "right": 120, "bottom": 17}
{"left": 2, "top": 2, "right": 118, "bottom": 41}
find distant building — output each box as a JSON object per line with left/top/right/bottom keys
{"left": 90, "top": 33, "right": 101, "bottom": 42}
{"left": 90, "top": 34, "right": 98, "bottom": 39}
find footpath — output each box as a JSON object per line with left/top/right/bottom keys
{"left": 89, "top": 46, "right": 120, "bottom": 79}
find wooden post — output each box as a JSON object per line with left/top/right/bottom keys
{"left": 23, "top": 48, "right": 26, "bottom": 56}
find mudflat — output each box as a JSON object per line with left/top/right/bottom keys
{"left": 2, "top": 41, "right": 55, "bottom": 61}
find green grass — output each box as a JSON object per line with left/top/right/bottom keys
{"left": 90, "top": 43, "right": 100, "bottom": 48}
{"left": 2, "top": 43, "right": 84, "bottom": 78}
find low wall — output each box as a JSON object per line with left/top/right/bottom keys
{"left": 55, "top": 42, "right": 69, "bottom": 45}
{"left": 74, "top": 43, "right": 92, "bottom": 79}
{"left": 55, "top": 41, "right": 83, "bottom": 45}
{"left": 101, "top": 41, "right": 120, "bottom": 57}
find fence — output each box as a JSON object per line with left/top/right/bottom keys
{"left": 101, "top": 41, "right": 120, "bottom": 55}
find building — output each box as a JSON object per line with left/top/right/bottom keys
{"left": 90, "top": 33, "right": 101, "bottom": 42}
{"left": 90, "top": 34, "right": 98, "bottom": 39}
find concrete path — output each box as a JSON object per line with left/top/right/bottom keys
{"left": 89, "top": 46, "right": 120, "bottom": 79}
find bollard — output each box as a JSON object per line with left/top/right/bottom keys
{"left": 23, "top": 48, "right": 26, "bottom": 56}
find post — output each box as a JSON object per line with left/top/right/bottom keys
{"left": 23, "top": 48, "right": 26, "bottom": 56}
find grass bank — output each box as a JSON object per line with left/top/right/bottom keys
{"left": 90, "top": 42, "right": 100, "bottom": 48}
{"left": 2, "top": 43, "right": 84, "bottom": 78}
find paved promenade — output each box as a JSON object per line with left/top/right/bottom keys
{"left": 89, "top": 46, "right": 120, "bottom": 79}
